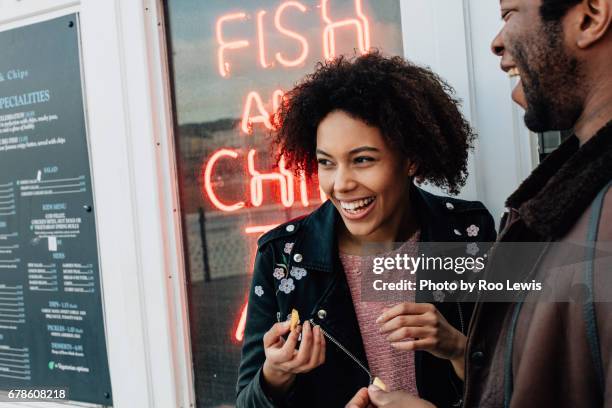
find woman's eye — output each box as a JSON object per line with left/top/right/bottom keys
{"left": 354, "top": 156, "right": 375, "bottom": 164}
{"left": 317, "top": 158, "right": 332, "bottom": 166}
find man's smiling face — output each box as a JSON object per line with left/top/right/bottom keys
{"left": 492, "top": 0, "right": 586, "bottom": 131}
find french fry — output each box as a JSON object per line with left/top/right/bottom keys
{"left": 373, "top": 377, "right": 388, "bottom": 391}
{"left": 290, "top": 309, "right": 300, "bottom": 331}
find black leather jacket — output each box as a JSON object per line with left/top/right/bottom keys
{"left": 236, "top": 186, "right": 496, "bottom": 407}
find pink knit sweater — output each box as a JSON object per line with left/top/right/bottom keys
{"left": 339, "top": 233, "right": 420, "bottom": 394}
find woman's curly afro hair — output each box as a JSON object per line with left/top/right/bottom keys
{"left": 272, "top": 51, "right": 476, "bottom": 195}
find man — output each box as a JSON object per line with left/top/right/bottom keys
{"left": 465, "top": 0, "right": 611, "bottom": 406}
{"left": 347, "top": 0, "right": 612, "bottom": 406}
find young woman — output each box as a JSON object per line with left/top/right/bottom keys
{"left": 236, "top": 52, "right": 496, "bottom": 408}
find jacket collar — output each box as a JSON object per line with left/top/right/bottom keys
{"left": 293, "top": 199, "right": 337, "bottom": 273}
{"left": 506, "top": 120, "right": 612, "bottom": 239}
{"left": 293, "top": 185, "right": 457, "bottom": 272}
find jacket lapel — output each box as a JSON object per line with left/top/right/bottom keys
{"left": 291, "top": 200, "right": 337, "bottom": 273}
{"left": 412, "top": 186, "right": 458, "bottom": 243}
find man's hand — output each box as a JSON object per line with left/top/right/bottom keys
{"left": 367, "top": 385, "right": 436, "bottom": 408}
{"left": 345, "top": 385, "right": 436, "bottom": 408}
{"left": 345, "top": 387, "right": 370, "bottom": 408}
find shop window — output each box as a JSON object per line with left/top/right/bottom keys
{"left": 163, "top": 1, "right": 403, "bottom": 406}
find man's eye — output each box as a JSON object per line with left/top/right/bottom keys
{"left": 502, "top": 10, "right": 514, "bottom": 21}
{"left": 354, "top": 156, "right": 375, "bottom": 164}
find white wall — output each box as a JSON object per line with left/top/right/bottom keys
{"left": 400, "top": 0, "right": 539, "bottom": 226}
{"left": 466, "top": 0, "right": 539, "bottom": 222}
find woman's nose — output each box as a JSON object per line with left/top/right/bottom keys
{"left": 333, "top": 166, "right": 357, "bottom": 193}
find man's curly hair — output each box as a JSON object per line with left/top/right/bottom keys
{"left": 272, "top": 51, "right": 475, "bottom": 195}
{"left": 540, "top": 0, "right": 581, "bottom": 22}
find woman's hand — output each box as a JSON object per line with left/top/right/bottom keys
{"left": 376, "top": 302, "right": 466, "bottom": 379}
{"left": 261, "top": 320, "right": 326, "bottom": 397}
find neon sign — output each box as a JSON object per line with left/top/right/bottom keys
{"left": 206, "top": 0, "right": 376, "bottom": 342}
{"left": 203, "top": 148, "right": 326, "bottom": 214}
{"left": 216, "top": 0, "right": 371, "bottom": 76}
{"left": 240, "top": 90, "right": 283, "bottom": 134}
{"left": 216, "top": 13, "right": 250, "bottom": 78}
{"left": 322, "top": 0, "right": 371, "bottom": 59}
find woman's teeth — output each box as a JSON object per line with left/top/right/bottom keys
{"left": 508, "top": 67, "right": 520, "bottom": 78}
{"left": 340, "top": 197, "right": 375, "bottom": 213}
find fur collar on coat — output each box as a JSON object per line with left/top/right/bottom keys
{"left": 506, "top": 120, "right": 612, "bottom": 239}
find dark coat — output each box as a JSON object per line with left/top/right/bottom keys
{"left": 237, "top": 186, "right": 496, "bottom": 408}
{"left": 464, "top": 122, "right": 612, "bottom": 407}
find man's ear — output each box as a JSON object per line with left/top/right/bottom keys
{"left": 575, "top": 0, "right": 612, "bottom": 48}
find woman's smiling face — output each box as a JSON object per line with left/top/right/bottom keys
{"left": 316, "top": 110, "right": 413, "bottom": 242}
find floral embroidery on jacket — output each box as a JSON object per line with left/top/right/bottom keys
{"left": 290, "top": 266, "right": 307, "bottom": 280}
{"left": 254, "top": 286, "right": 264, "bottom": 297}
{"left": 466, "top": 224, "right": 479, "bottom": 237}
{"left": 273, "top": 246, "right": 308, "bottom": 294}
{"left": 273, "top": 267, "right": 285, "bottom": 280}
{"left": 278, "top": 278, "right": 295, "bottom": 294}
{"left": 274, "top": 254, "right": 290, "bottom": 281}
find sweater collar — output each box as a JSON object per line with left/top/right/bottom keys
{"left": 506, "top": 120, "right": 612, "bottom": 239}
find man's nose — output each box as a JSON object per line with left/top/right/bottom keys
{"left": 491, "top": 29, "right": 505, "bottom": 57}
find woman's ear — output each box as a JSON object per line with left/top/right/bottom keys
{"left": 406, "top": 162, "right": 418, "bottom": 177}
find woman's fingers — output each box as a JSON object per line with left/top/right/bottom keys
{"left": 379, "top": 314, "right": 429, "bottom": 334}
{"left": 265, "top": 320, "right": 327, "bottom": 374}
{"left": 385, "top": 326, "right": 433, "bottom": 343}
{"left": 287, "top": 321, "right": 314, "bottom": 370}
{"left": 376, "top": 303, "right": 465, "bottom": 364}
{"left": 306, "top": 324, "right": 322, "bottom": 369}
{"left": 317, "top": 327, "right": 326, "bottom": 365}
{"left": 390, "top": 338, "right": 437, "bottom": 352}
{"left": 376, "top": 302, "right": 435, "bottom": 325}
{"left": 288, "top": 322, "right": 327, "bottom": 372}
{"left": 273, "top": 324, "right": 300, "bottom": 362}
{"left": 263, "top": 321, "right": 291, "bottom": 348}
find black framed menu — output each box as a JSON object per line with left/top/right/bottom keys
{"left": 0, "top": 14, "right": 113, "bottom": 405}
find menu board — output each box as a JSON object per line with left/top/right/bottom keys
{"left": 0, "top": 14, "right": 113, "bottom": 405}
